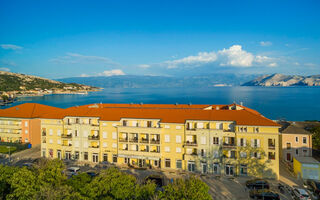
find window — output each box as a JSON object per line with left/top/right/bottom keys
{"left": 303, "top": 137, "right": 307, "bottom": 144}
{"left": 252, "top": 152, "right": 261, "bottom": 159}
{"left": 49, "top": 139, "right": 53, "bottom": 144}
{"left": 57, "top": 130, "right": 61, "bottom": 136}
{"left": 240, "top": 165, "right": 247, "bottom": 175}
{"left": 165, "top": 146, "right": 170, "bottom": 152}
{"left": 164, "top": 135, "right": 170, "bottom": 142}
{"left": 188, "top": 161, "right": 195, "bottom": 172}
{"left": 213, "top": 137, "right": 219, "bottom": 145}
{"left": 295, "top": 137, "right": 299, "bottom": 143}
{"left": 268, "top": 152, "right": 275, "bottom": 160}
{"left": 57, "top": 150, "right": 61, "bottom": 159}
{"left": 296, "top": 149, "right": 299, "bottom": 155}
{"left": 165, "top": 159, "right": 171, "bottom": 168}
{"left": 25, "top": 121, "right": 28, "bottom": 127}
{"left": 123, "top": 120, "right": 127, "bottom": 126}
{"left": 176, "top": 126, "right": 181, "bottom": 130}
{"left": 165, "top": 125, "right": 170, "bottom": 129}
{"left": 93, "top": 153, "right": 99, "bottom": 163}
{"left": 65, "top": 151, "right": 71, "bottom": 160}
{"left": 176, "top": 147, "right": 181, "bottom": 153}
{"left": 112, "top": 132, "right": 117, "bottom": 139}
{"left": 75, "top": 130, "right": 78, "bottom": 137}
{"left": 216, "top": 123, "right": 222, "bottom": 130}
{"left": 132, "top": 121, "right": 137, "bottom": 126}
{"left": 198, "top": 123, "right": 204, "bottom": 129}
{"left": 25, "top": 138, "right": 29, "bottom": 143}
{"left": 103, "top": 142, "right": 107, "bottom": 147}
{"left": 201, "top": 149, "right": 206, "bottom": 157}
{"left": 25, "top": 130, "right": 28, "bottom": 134}
{"left": 75, "top": 151, "right": 79, "bottom": 160}
{"left": 286, "top": 143, "right": 291, "bottom": 149}
{"left": 240, "top": 138, "right": 246, "bottom": 147}
{"left": 176, "top": 135, "right": 181, "bottom": 143}
{"left": 200, "top": 136, "right": 206, "bottom": 145}
{"left": 103, "top": 132, "right": 107, "bottom": 139}
{"left": 76, "top": 118, "right": 79, "bottom": 124}
{"left": 84, "top": 152, "right": 88, "bottom": 160}
{"left": 147, "top": 121, "right": 152, "bottom": 127}
{"left": 268, "top": 139, "right": 275, "bottom": 149}
{"left": 42, "top": 149, "right": 46, "bottom": 157}
{"left": 49, "top": 129, "right": 53, "bottom": 135}
{"left": 176, "top": 160, "right": 182, "bottom": 169}
{"left": 57, "top": 139, "right": 61, "bottom": 145}
{"left": 251, "top": 139, "right": 260, "bottom": 148}
{"left": 113, "top": 155, "right": 118, "bottom": 163}
{"left": 255, "top": 128, "right": 259, "bottom": 133}
{"left": 240, "top": 152, "right": 247, "bottom": 158}
{"left": 112, "top": 143, "right": 117, "bottom": 148}
{"left": 103, "top": 123, "right": 107, "bottom": 126}
{"left": 102, "top": 153, "right": 108, "bottom": 162}
{"left": 154, "top": 160, "right": 159, "bottom": 167}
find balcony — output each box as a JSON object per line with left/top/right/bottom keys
{"left": 150, "top": 139, "right": 160, "bottom": 144}
{"left": 89, "top": 145, "right": 99, "bottom": 148}
{"left": 129, "top": 138, "right": 138, "bottom": 143}
{"left": 140, "top": 138, "right": 149, "bottom": 143}
{"left": 62, "top": 143, "right": 72, "bottom": 146}
{"left": 119, "top": 138, "right": 128, "bottom": 142}
{"left": 42, "top": 131, "right": 46, "bottom": 136}
{"left": 268, "top": 145, "right": 275, "bottom": 150}
{"left": 140, "top": 149, "right": 149, "bottom": 152}
{"left": 150, "top": 149, "right": 160, "bottom": 153}
{"left": 61, "top": 134, "right": 72, "bottom": 138}
{"left": 223, "top": 143, "right": 236, "bottom": 148}
{"left": 88, "top": 135, "right": 100, "bottom": 140}
{"left": 185, "top": 141, "right": 197, "bottom": 146}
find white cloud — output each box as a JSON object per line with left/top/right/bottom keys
{"left": 0, "top": 67, "right": 10, "bottom": 71}
{"left": 218, "top": 45, "right": 254, "bottom": 67}
{"left": 260, "top": 41, "right": 272, "bottom": 47}
{"left": 50, "top": 52, "right": 119, "bottom": 66}
{"left": 80, "top": 73, "right": 89, "bottom": 77}
{"left": 165, "top": 51, "right": 217, "bottom": 68}
{"left": 268, "top": 63, "right": 277, "bottom": 67}
{"left": 305, "top": 63, "right": 316, "bottom": 67}
{"left": 138, "top": 64, "right": 150, "bottom": 69}
{"left": 98, "top": 69, "right": 125, "bottom": 76}
{"left": 0, "top": 44, "right": 23, "bottom": 50}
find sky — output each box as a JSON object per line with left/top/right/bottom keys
{"left": 0, "top": 0, "right": 319, "bottom": 79}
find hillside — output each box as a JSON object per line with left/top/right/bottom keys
{"left": 0, "top": 71, "right": 98, "bottom": 92}
{"left": 242, "top": 73, "right": 320, "bottom": 86}
{"left": 58, "top": 74, "right": 258, "bottom": 88}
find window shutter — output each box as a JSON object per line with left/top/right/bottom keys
{"left": 244, "top": 139, "right": 247, "bottom": 146}
{"left": 238, "top": 138, "right": 240, "bottom": 147}
{"left": 251, "top": 139, "right": 254, "bottom": 147}
{"left": 257, "top": 139, "right": 260, "bottom": 147}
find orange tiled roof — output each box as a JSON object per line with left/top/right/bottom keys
{"left": 0, "top": 103, "right": 64, "bottom": 118}
{"left": 71, "top": 103, "right": 211, "bottom": 109}
{"left": 40, "top": 103, "right": 279, "bottom": 126}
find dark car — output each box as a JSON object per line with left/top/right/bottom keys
{"left": 249, "top": 189, "right": 280, "bottom": 200}
{"left": 246, "top": 179, "right": 270, "bottom": 190}
{"left": 306, "top": 179, "right": 320, "bottom": 197}
{"left": 86, "top": 171, "right": 98, "bottom": 177}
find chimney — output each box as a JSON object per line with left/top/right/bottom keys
{"left": 216, "top": 106, "right": 219, "bottom": 110}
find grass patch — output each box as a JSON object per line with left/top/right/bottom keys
{"left": 0, "top": 145, "right": 17, "bottom": 154}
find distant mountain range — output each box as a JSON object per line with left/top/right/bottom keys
{"left": 58, "top": 74, "right": 258, "bottom": 88}
{"left": 0, "top": 71, "right": 98, "bottom": 92}
{"left": 242, "top": 73, "right": 320, "bottom": 86}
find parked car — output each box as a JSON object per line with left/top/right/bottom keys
{"left": 249, "top": 189, "right": 280, "bottom": 200}
{"left": 66, "top": 167, "right": 80, "bottom": 176}
{"left": 246, "top": 179, "right": 270, "bottom": 190}
{"left": 293, "top": 187, "right": 311, "bottom": 200}
{"left": 86, "top": 171, "right": 98, "bottom": 177}
{"left": 305, "top": 179, "right": 320, "bottom": 197}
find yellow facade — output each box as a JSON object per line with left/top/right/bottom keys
{"left": 41, "top": 116, "right": 280, "bottom": 179}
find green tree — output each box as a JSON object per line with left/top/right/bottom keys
{"left": 67, "top": 173, "right": 92, "bottom": 197}
{"left": 6, "top": 167, "right": 39, "bottom": 200}
{"left": 312, "top": 127, "right": 320, "bottom": 150}
{"left": 37, "top": 159, "right": 66, "bottom": 187}
{"left": 0, "top": 165, "right": 18, "bottom": 199}
{"left": 159, "top": 176, "right": 212, "bottom": 200}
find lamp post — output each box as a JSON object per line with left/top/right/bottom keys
{"left": 7, "top": 146, "right": 11, "bottom": 162}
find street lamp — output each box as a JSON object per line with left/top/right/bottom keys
{"left": 7, "top": 146, "right": 11, "bottom": 162}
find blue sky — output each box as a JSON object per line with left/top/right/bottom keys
{"left": 0, "top": 0, "right": 319, "bottom": 78}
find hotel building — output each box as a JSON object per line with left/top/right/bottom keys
{"left": 38, "top": 103, "right": 280, "bottom": 179}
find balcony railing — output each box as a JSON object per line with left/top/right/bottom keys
{"left": 89, "top": 145, "right": 99, "bottom": 148}
{"left": 62, "top": 143, "right": 72, "bottom": 146}
{"left": 129, "top": 138, "right": 138, "bottom": 143}
{"left": 223, "top": 143, "right": 236, "bottom": 148}
{"left": 119, "top": 138, "right": 128, "bottom": 142}
{"left": 122, "top": 148, "right": 128, "bottom": 151}
{"left": 88, "top": 136, "right": 100, "bottom": 140}
{"left": 150, "top": 139, "right": 160, "bottom": 144}
{"left": 42, "top": 132, "right": 46, "bottom": 136}
{"left": 140, "top": 138, "right": 149, "bottom": 143}
{"left": 150, "top": 149, "right": 160, "bottom": 153}
{"left": 268, "top": 145, "right": 275, "bottom": 150}
{"left": 61, "top": 134, "right": 72, "bottom": 138}
{"left": 185, "top": 141, "right": 197, "bottom": 146}
{"left": 140, "top": 149, "right": 149, "bottom": 152}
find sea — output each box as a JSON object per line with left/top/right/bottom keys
{"left": 2, "top": 87, "right": 320, "bottom": 121}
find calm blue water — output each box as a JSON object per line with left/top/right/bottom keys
{"left": 2, "top": 87, "right": 320, "bottom": 121}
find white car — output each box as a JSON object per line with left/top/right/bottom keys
{"left": 66, "top": 167, "right": 80, "bottom": 176}
{"left": 293, "top": 187, "right": 311, "bottom": 200}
